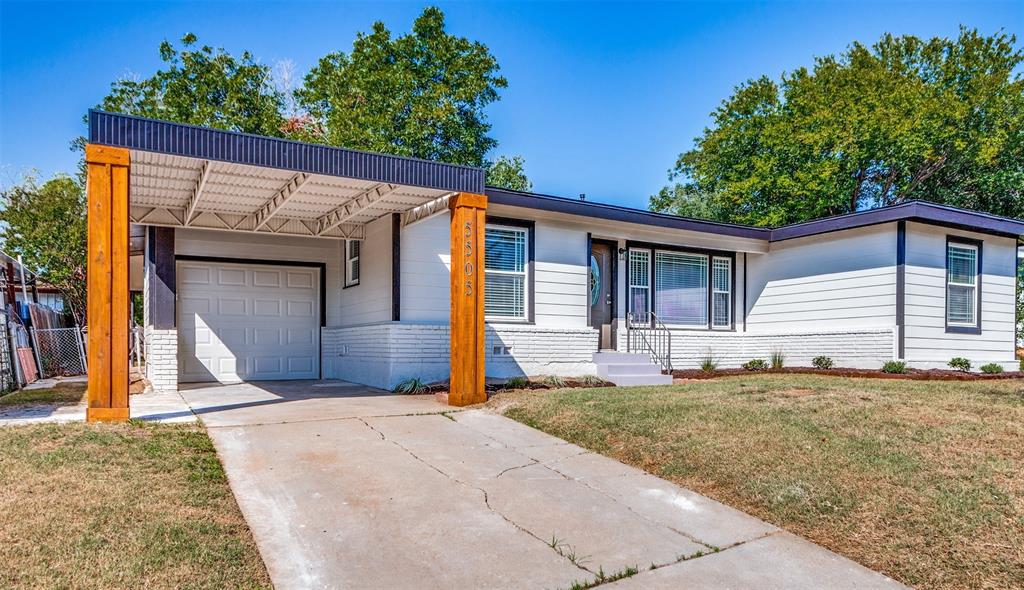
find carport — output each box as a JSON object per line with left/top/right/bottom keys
{"left": 84, "top": 110, "right": 487, "bottom": 421}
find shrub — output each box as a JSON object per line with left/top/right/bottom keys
{"left": 769, "top": 349, "right": 785, "bottom": 370}
{"left": 882, "top": 360, "right": 907, "bottom": 374}
{"left": 742, "top": 359, "right": 768, "bottom": 371}
{"left": 538, "top": 375, "right": 567, "bottom": 388}
{"left": 503, "top": 376, "right": 530, "bottom": 389}
{"left": 392, "top": 377, "right": 427, "bottom": 394}
{"left": 576, "top": 374, "right": 606, "bottom": 387}
{"left": 980, "top": 363, "right": 1004, "bottom": 374}
{"left": 812, "top": 356, "right": 834, "bottom": 370}
{"left": 700, "top": 351, "right": 718, "bottom": 372}
{"left": 948, "top": 357, "right": 972, "bottom": 372}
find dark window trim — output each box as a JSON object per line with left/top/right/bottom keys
{"left": 896, "top": 221, "right": 906, "bottom": 358}
{"left": 391, "top": 213, "right": 401, "bottom": 322}
{"left": 945, "top": 235, "right": 983, "bottom": 335}
{"left": 343, "top": 239, "right": 360, "bottom": 289}
{"left": 586, "top": 233, "right": 593, "bottom": 328}
{"left": 625, "top": 240, "right": 736, "bottom": 331}
{"left": 484, "top": 215, "right": 535, "bottom": 325}
{"left": 589, "top": 237, "right": 619, "bottom": 346}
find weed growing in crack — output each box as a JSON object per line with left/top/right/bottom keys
{"left": 565, "top": 566, "right": 640, "bottom": 590}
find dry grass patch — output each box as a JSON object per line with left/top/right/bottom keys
{"left": 0, "top": 380, "right": 87, "bottom": 407}
{"left": 490, "top": 374, "right": 1024, "bottom": 589}
{"left": 0, "top": 421, "right": 270, "bottom": 589}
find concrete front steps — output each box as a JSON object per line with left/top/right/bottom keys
{"left": 593, "top": 351, "right": 673, "bottom": 386}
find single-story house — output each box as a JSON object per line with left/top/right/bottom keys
{"left": 82, "top": 111, "right": 1023, "bottom": 421}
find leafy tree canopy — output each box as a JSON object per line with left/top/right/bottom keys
{"left": 652, "top": 28, "right": 1024, "bottom": 226}
{"left": 485, "top": 155, "right": 532, "bottom": 191}
{"left": 95, "top": 33, "right": 286, "bottom": 136}
{"left": 296, "top": 7, "right": 507, "bottom": 166}
{"left": 0, "top": 175, "right": 87, "bottom": 324}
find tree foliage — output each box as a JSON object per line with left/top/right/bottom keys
{"left": 0, "top": 175, "right": 87, "bottom": 324}
{"left": 485, "top": 155, "right": 532, "bottom": 191}
{"left": 652, "top": 28, "right": 1024, "bottom": 226}
{"left": 96, "top": 33, "right": 285, "bottom": 136}
{"left": 296, "top": 7, "right": 507, "bottom": 166}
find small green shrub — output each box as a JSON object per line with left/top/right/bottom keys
{"left": 699, "top": 351, "right": 718, "bottom": 372}
{"left": 980, "top": 363, "right": 1004, "bottom": 374}
{"left": 882, "top": 360, "right": 907, "bottom": 374}
{"left": 538, "top": 375, "right": 567, "bottom": 388}
{"left": 576, "top": 374, "right": 606, "bottom": 387}
{"left": 392, "top": 377, "right": 427, "bottom": 394}
{"left": 769, "top": 349, "right": 785, "bottom": 369}
{"left": 742, "top": 359, "right": 768, "bottom": 371}
{"left": 948, "top": 357, "right": 972, "bottom": 372}
{"left": 812, "top": 356, "right": 834, "bottom": 370}
{"left": 503, "top": 376, "right": 530, "bottom": 389}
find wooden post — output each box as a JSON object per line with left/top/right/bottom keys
{"left": 449, "top": 193, "right": 487, "bottom": 406}
{"left": 85, "top": 144, "right": 131, "bottom": 423}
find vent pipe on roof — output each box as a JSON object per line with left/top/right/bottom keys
{"left": 579, "top": 193, "right": 586, "bottom": 202}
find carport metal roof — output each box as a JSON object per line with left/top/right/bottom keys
{"left": 88, "top": 110, "right": 485, "bottom": 239}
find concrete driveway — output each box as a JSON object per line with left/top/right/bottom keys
{"left": 183, "top": 381, "right": 906, "bottom": 590}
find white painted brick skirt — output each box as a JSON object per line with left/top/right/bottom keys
{"left": 144, "top": 327, "right": 178, "bottom": 392}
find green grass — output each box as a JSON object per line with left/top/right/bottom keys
{"left": 0, "top": 381, "right": 87, "bottom": 406}
{"left": 0, "top": 421, "right": 270, "bottom": 589}
{"left": 490, "top": 374, "right": 1024, "bottom": 589}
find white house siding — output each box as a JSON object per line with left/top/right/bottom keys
{"left": 746, "top": 223, "right": 898, "bottom": 332}
{"left": 400, "top": 213, "right": 450, "bottom": 322}
{"left": 322, "top": 323, "right": 597, "bottom": 389}
{"left": 903, "top": 222, "right": 1017, "bottom": 367}
{"left": 338, "top": 214, "right": 393, "bottom": 326}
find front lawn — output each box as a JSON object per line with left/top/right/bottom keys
{"left": 490, "top": 374, "right": 1024, "bottom": 589}
{"left": 0, "top": 380, "right": 87, "bottom": 406}
{"left": 0, "top": 422, "right": 270, "bottom": 589}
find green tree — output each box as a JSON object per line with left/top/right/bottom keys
{"left": 95, "top": 33, "right": 285, "bottom": 136}
{"left": 296, "top": 7, "right": 507, "bottom": 166}
{"left": 485, "top": 155, "right": 532, "bottom": 191}
{"left": 653, "top": 28, "right": 1024, "bottom": 226}
{"left": 0, "top": 175, "right": 87, "bottom": 324}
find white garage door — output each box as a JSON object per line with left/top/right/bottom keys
{"left": 177, "top": 260, "right": 320, "bottom": 382}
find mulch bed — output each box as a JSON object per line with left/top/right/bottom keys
{"left": 672, "top": 367, "right": 1024, "bottom": 381}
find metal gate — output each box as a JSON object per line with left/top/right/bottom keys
{"left": 30, "top": 327, "right": 87, "bottom": 378}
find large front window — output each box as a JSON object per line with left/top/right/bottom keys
{"left": 485, "top": 225, "right": 528, "bottom": 320}
{"left": 946, "top": 242, "right": 979, "bottom": 327}
{"left": 628, "top": 247, "right": 732, "bottom": 329}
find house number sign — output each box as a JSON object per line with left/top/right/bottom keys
{"left": 464, "top": 219, "right": 474, "bottom": 296}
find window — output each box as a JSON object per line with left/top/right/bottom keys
{"left": 712, "top": 257, "right": 732, "bottom": 328}
{"left": 628, "top": 250, "right": 650, "bottom": 320}
{"left": 946, "top": 241, "right": 979, "bottom": 327}
{"left": 485, "top": 225, "right": 528, "bottom": 319}
{"left": 345, "top": 240, "right": 360, "bottom": 287}
{"left": 655, "top": 251, "right": 708, "bottom": 326}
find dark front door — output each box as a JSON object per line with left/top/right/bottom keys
{"left": 590, "top": 241, "right": 616, "bottom": 349}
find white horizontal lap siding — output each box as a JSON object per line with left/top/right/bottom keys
{"left": 903, "top": 222, "right": 1016, "bottom": 363}
{"left": 746, "top": 224, "right": 898, "bottom": 331}
{"left": 339, "top": 214, "right": 392, "bottom": 326}
{"left": 174, "top": 228, "right": 340, "bottom": 325}
{"left": 534, "top": 222, "right": 588, "bottom": 327}
{"left": 401, "top": 213, "right": 450, "bottom": 323}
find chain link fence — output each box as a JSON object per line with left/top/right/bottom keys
{"left": 30, "top": 327, "right": 87, "bottom": 378}
{"left": 0, "top": 310, "right": 15, "bottom": 393}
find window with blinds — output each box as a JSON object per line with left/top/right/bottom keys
{"left": 628, "top": 250, "right": 650, "bottom": 319}
{"left": 345, "top": 239, "right": 360, "bottom": 287}
{"left": 485, "top": 225, "right": 528, "bottom": 319}
{"left": 712, "top": 257, "right": 731, "bottom": 328}
{"left": 655, "top": 251, "right": 708, "bottom": 326}
{"left": 946, "top": 242, "right": 978, "bottom": 326}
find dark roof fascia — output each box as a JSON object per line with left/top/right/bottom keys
{"left": 484, "top": 187, "right": 771, "bottom": 240}
{"left": 88, "top": 110, "right": 485, "bottom": 194}
{"left": 768, "top": 201, "right": 1024, "bottom": 241}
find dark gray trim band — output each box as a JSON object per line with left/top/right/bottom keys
{"left": 90, "top": 110, "right": 485, "bottom": 194}
{"left": 392, "top": 213, "right": 401, "bottom": 322}
{"left": 146, "top": 226, "right": 177, "bottom": 329}
{"left": 896, "top": 221, "right": 906, "bottom": 358}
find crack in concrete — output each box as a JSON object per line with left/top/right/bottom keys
{"left": 354, "top": 417, "right": 597, "bottom": 579}
{"left": 201, "top": 409, "right": 463, "bottom": 429}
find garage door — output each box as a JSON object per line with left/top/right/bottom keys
{"left": 177, "top": 260, "right": 320, "bottom": 382}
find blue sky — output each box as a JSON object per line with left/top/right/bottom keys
{"left": 1, "top": 1, "right": 1020, "bottom": 209}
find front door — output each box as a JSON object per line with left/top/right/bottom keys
{"left": 589, "top": 241, "right": 616, "bottom": 349}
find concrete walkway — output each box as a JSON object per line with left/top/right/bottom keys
{"left": 0, "top": 377, "right": 196, "bottom": 426}
{"left": 184, "top": 381, "right": 907, "bottom": 590}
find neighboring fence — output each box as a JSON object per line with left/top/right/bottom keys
{"left": 0, "top": 309, "right": 16, "bottom": 393}
{"left": 31, "top": 327, "right": 87, "bottom": 379}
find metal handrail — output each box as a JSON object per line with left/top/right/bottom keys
{"left": 626, "top": 311, "right": 673, "bottom": 372}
